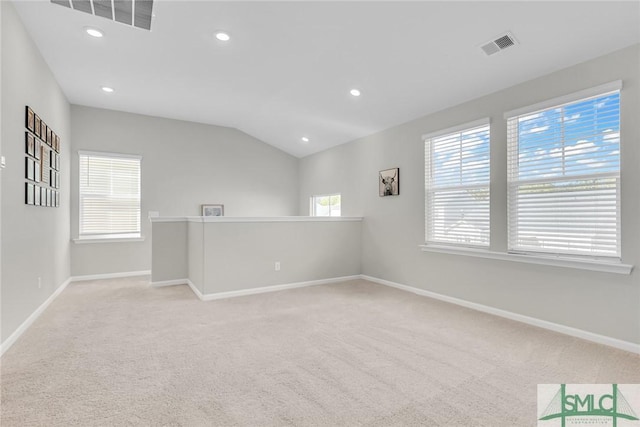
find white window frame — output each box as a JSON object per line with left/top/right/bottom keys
{"left": 77, "top": 150, "right": 142, "bottom": 242}
{"left": 504, "top": 80, "right": 622, "bottom": 260}
{"left": 310, "top": 193, "right": 341, "bottom": 217}
{"left": 423, "top": 118, "right": 491, "bottom": 249}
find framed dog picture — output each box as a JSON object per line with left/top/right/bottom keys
{"left": 379, "top": 168, "right": 399, "bottom": 197}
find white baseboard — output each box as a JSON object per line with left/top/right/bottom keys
{"left": 361, "top": 275, "right": 640, "bottom": 354}
{"left": 71, "top": 270, "right": 151, "bottom": 282}
{"left": 150, "top": 278, "right": 188, "bottom": 287}
{"left": 187, "top": 280, "right": 205, "bottom": 300}
{"left": 7, "top": 271, "right": 634, "bottom": 357}
{"left": 188, "top": 275, "right": 361, "bottom": 302}
{"left": 1, "top": 277, "right": 72, "bottom": 357}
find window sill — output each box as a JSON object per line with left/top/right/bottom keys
{"left": 419, "top": 244, "right": 633, "bottom": 275}
{"left": 73, "top": 236, "right": 145, "bottom": 244}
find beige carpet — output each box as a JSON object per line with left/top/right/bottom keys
{"left": 1, "top": 278, "right": 638, "bottom": 426}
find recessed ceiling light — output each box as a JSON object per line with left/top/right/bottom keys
{"left": 350, "top": 89, "right": 361, "bottom": 97}
{"left": 301, "top": 137, "right": 310, "bottom": 142}
{"left": 101, "top": 86, "right": 114, "bottom": 93}
{"left": 84, "top": 27, "right": 104, "bottom": 38}
{"left": 215, "top": 32, "right": 231, "bottom": 42}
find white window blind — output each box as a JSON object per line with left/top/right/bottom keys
{"left": 79, "top": 152, "right": 141, "bottom": 238}
{"left": 424, "top": 120, "right": 490, "bottom": 247}
{"left": 507, "top": 87, "right": 620, "bottom": 259}
{"left": 310, "top": 194, "right": 341, "bottom": 217}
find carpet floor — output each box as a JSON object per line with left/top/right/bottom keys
{"left": 1, "top": 277, "right": 638, "bottom": 426}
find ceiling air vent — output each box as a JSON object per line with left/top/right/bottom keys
{"left": 480, "top": 32, "right": 517, "bottom": 56}
{"left": 50, "top": 0, "right": 154, "bottom": 31}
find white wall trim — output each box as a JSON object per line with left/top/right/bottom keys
{"left": 4, "top": 271, "right": 636, "bottom": 358}
{"left": 419, "top": 245, "right": 633, "bottom": 275}
{"left": 187, "top": 280, "right": 205, "bottom": 301}
{"left": 77, "top": 150, "right": 142, "bottom": 160}
{"left": 150, "top": 279, "right": 188, "bottom": 287}
{"left": 189, "top": 275, "right": 361, "bottom": 301}
{"left": 72, "top": 236, "right": 145, "bottom": 244}
{"left": 361, "top": 274, "right": 639, "bottom": 354}
{"left": 71, "top": 270, "right": 151, "bottom": 282}
{"left": 149, "top": 217, "right": 187, "bottom": 223}
{"left": 503, "top": 80, "right": 622, "bottom": 119}
{"left": 151, "top": 216, "right": 363, "bottom": 223}
{"left": 422, "top": 117, "right": 490, "bottom": 141}
{"left": 1, "top": 277, "right": 72, "bottom": 357}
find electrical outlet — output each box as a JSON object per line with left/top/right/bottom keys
{"left": 37, "top": 277, "right": 42, "bottom": 289}
{"left": 275, "top": 262, "right": 280, "bottom": 271}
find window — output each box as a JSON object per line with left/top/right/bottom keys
{"left": 310, "top": 194, "right": 341, "bottom": 216}
{"left": 79, "top": 151, "right": 142, "bottom": 239}
{"left": 424, "top": 119, "right": 490, "bottom": 247}
{"left": 506, "top": 82, "right": 621, "bottom": 259}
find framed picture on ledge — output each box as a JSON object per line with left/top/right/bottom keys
{"left": 201, "top": 204, "right": 224, "bottom": 217}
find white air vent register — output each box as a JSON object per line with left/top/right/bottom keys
{"left": 481, "top": 32, "right": 517, "bottom": 56}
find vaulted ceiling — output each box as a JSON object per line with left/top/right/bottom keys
{"left": 13, "top": 1, "right": 640, "bottom": 157}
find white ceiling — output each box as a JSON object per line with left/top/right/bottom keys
{"left": 12, "top": 1, "right": 640, "bottom": 158}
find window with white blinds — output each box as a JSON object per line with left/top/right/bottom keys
{"left": 424, "top": 119, "right": 490, "bottom": 247}
{"left": 79, "top": 151, "right": 141, "bottom": 238}
{"left": 506, "top": 84, "right": 621, "bottom": 259}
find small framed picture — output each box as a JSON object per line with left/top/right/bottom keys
{"left": 35, "top": 161, "right": 41, "bottom": 182}
{"left": 26, "top": 106, "right": 35, "bottom": 132}
{"left": 35, "top": 141, "right": 41, "bottom": 160}
{"left": 56, "top": 153, "right": 60, "bottom": 170}
{"left": 25, "top": 183, "right": 35, "bottom": 205}
{"left": 55, "top": 191, "right": 60, "bottom": 207}
{"left": 201, "top": 204, "right": 224, "bottom": 217}
{"left": 50, "top": 150, "right": 55, "bottom": 169}
{"left": 35, "top": 185, "right": 41, "bottom": 206}
{"left": 40, "top": 187, "right": 46, "bottom": 206}
{"left": 379, "top": 168, "right": 400, "bottom": 197}
{"left": 46, "top": 128, "right": 52, "bottom": 144}
{"left": 34, "top": 115, "right": 41, "bottom": 137}
{"left": 26, "top": 132, "right": 35, "bottom": 157}
{"left": 26, "top": 158, "right": 35, "bottom": 181}
{"left": 40, "top": 121, "right": 47, "bottom": 142}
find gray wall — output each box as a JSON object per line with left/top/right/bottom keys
{"left": 152, "top": 219, "right": 362, "bottom": 295}
{"left": 299, "top": 44, "right": 640, "bottom": 344}
{"left": 201, "top": 220, "right": 362, "bottom": 294}
{"left": 70, "top": 106, "right": 299, "bottom": 276}
{"left": 188, "top": 221, "right": 204, "bottom": 294}
{"left": 151, "top": 221, "right": 187, "bottom": 283}
{"left": 1, "top": 2, "right": 71, "bottom": 342}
